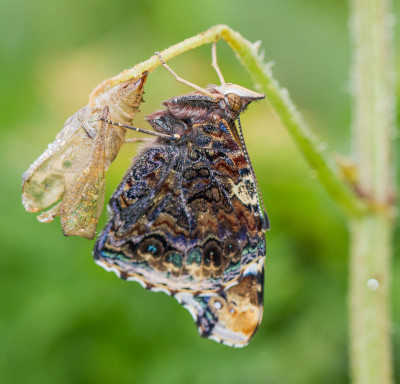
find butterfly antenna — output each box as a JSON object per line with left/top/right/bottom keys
{"left": 211, "top": 42, "right": 225, "bottom": 85}
{"left": 237, "top": 116, "right": 269, "bottom": 230}
{"left": 155, "top": 52, "right": 218, "bottom": 101}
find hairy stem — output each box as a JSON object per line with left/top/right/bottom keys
{"left": 90, "top": 25, "right": 366, "bottom": 217}
{"left": 89, "top": 23, "right": 396, "bottom": 380}
{"left": 349, "top": 0, "right": 396, "bottom": 382}
{"left": 349, "top": 215, "right": 393, "bottom": 383}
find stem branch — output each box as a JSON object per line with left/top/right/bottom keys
{"left": 90, "top": 25, "right": 366, "bottom": 217}
{"left": 89, "top": 22, "right": 396, "bottom": 380}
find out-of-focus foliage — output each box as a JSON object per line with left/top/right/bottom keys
{"left": 0, "top": 1, "right": 398, "bottom": 383}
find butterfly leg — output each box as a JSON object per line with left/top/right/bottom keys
{"left": 211, "top": 42, "right": 226, "bottom": 85}
{"left": 155, "top": 52, "right": 217, "bottom": 101}
{"left": 124, "top": 137, "right": 153, "bottom": 144}
{"left": 100, "top": 118, "right": 181, "bottom": 141}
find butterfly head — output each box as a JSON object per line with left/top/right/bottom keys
{"left": 211, "top": 83, "right": 265, "bottom": 114}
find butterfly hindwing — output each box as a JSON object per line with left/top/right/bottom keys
{"left": 94, "top": 84, "right": 268, "bottom": 347}
{"left": 95, "top": 135, "right": 264, "bottom": 292}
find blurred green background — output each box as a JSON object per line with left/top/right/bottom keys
{"left": 0, "top": 1, "right": 399, "bottom": 383}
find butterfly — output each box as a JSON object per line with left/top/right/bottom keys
{"left": 94, "top": 78, "right": 269, "bottom": 347}
{"left": 22, "top": 74, "right": 147, "bottom": 239}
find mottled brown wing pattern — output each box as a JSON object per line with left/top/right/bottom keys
{"left": 95, "top": 83, "right": 268, "bottom": 347}
{"left": 94, "top": 137, "right": 264, "bottom": 292}
{"left": 177, "top": 258, "right": 265, "bottom": 347}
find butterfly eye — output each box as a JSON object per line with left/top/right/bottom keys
{"left": 203, "top": 240, "right": 222, "bottom": 267}
{"left": 138, "top": 237, "right": 164, "bottom": 258}
{"left": 223, "top": 238, "right": 240, "bottom": 260}
{"left": 226, "top": 93, "right": 242, "bottom": 111}
{"left": 186, "top": 248, "right": 202, "bottom": 265}
{"left": 165, "top": 252, "right": 183, "bottom": 268}
{"left": 223, "top": 238, "right": 238, "bottom": 255}
{"left": 209, "top": 296, "right": 226, "bottom": 312}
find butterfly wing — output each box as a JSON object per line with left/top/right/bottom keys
{"left": 94, "top": 96, "right": 267, "bottom": 346}
{"left": 177, "top": 258, "right": 265, "bottom": 347}
{"left": 94, "top": 123, "right": 266, "bottom": 291}
{"left": 94, "top": 142, "right": 197, "bottom": 289}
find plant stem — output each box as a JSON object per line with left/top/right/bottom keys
{"left": 349, "top": 0, "right": 396, "bottom": 382}
{"left": 90, "top": 25, "right": 366, "bottom": 217}
{"left": 89, "top": 22, "right": 396, "bottom": 379}
{"left": 350, "top": 215, "right": 393, "bottom": 383}
{"left": 218, "top": 28, "right": 368, "bottom": 217}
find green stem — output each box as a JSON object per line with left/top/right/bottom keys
{"left": 349, "top": 0, "right": 396, "bottom": 382}
{"left": 349, "top": 214, "right": 393, "bottom": 383}
{"left": 89, "top": 23, "right": 396, "bottom": 379}
{"left": 219, "top": 27, "right": 368, "bottom": 217}
{"left": 91, "top": 25, "right": 366, "bottom": 216}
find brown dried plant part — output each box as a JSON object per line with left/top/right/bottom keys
{"left": 59, "top": 107, "right": 110, "bottom": 238}
{"left": 22, "top": 74, "right": 147, "bottom": 239}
